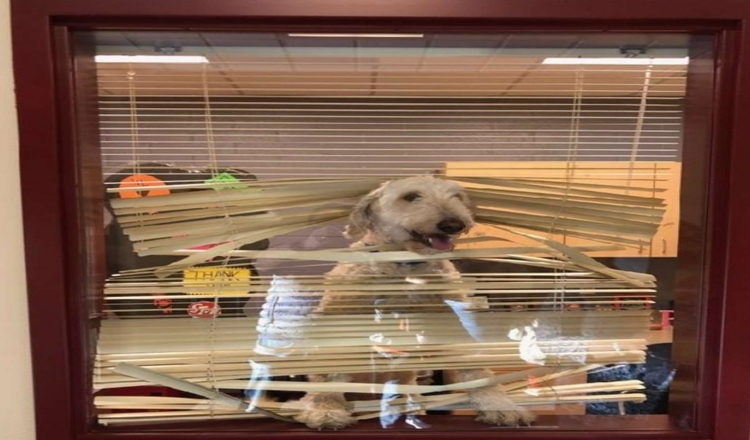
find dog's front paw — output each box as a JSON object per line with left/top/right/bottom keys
{"left": 296, "top": 407, "right": 356, "bottom": 430}
{"left": 465, "top": 380, "right": 536, "bottom": 427}
{"left": 295, "top": 393, "right": 356, "bottom": 430}
{"left": 476, "top": 407, "right": 536, "bottom": 427}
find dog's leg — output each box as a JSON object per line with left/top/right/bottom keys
{"left": 295, "top": 373, "right": 357, "bottom": 430}
{"left": 444, "top": 369, "right": 535, "bottom": 426}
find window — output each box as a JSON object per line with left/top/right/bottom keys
{"left": 89, "top": 31, "right": 700, "bottom": 431}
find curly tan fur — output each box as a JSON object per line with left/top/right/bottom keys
{"left": 295, "top": 176, "right": 534, "bottom": 429}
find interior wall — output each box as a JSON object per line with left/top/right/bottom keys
{"left": 99, "top": 97, "right": 684, "bottom": 177}
{"left": 0, "top": 0, "right": 36, "bottom": 438}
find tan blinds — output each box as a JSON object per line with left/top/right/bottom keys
{"left": 96, "top": 36, "right": 685, "bottom": 179}
{"left": 92, "top": 32, "right": 686, "bottom": 427}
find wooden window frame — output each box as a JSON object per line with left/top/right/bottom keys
{"left": 9, "top": 1, "right": 750, "bottom": 440}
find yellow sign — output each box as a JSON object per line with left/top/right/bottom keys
{"left": 182, "top": 267, "right": 251, "bottom": 296}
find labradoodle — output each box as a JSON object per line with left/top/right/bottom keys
{"left": 294, "top": 175, "right": 535, "bottom": 430}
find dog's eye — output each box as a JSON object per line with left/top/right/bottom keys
{"left": 402, "top": 192, "right": 422, "bottom": 202}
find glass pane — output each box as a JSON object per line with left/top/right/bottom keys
{"left": 81, "top": 30, "right": 710, "bottom": 432}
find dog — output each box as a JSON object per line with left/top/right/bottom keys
{"left": 294, "top": 175, "right": 535, "bottom": 430}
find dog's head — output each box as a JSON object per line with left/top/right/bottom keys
{"left": 344, "top": 176, "right": 475, "bottom": 253}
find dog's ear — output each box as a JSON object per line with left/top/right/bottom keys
{"left": 457, "top": 189, "right": 477, "bottom": 219}
{"left": 344, "top": 187, "right": 382, "bottom": 240}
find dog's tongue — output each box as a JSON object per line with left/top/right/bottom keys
{"left": 427, "top": 234, "right": 453, "bottom": 251}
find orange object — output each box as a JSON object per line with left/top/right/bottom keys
{"left": 118, "top": 174, "right": 171, "bottom": 198}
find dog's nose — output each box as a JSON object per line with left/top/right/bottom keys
{"left": 437, "top": 218, "right": 466, "bottom": 234}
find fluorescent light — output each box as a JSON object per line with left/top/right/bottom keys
{"left": 95, "top": 55, "right": 209, "bottom": 64}
{"left": 542, "top": 57, "right": 689, "bottom": 65}
{"left": 287, "top": 33, "right": 424, "bottom": 38}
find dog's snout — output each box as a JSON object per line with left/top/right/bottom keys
{"left": 437, "top": 218, "right": 466, "bottom": 234}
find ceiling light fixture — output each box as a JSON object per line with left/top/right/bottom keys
{"left": 94, "top": 55, "right": 209, "bottom": 64}
{"left": 542, "top": 57, "right": 689, "bottom": 65}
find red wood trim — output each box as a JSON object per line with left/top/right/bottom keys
{"left": 63, "top": 29, "right": 107, "bottom": 433}
{"left": 10, "top": 0, "right": 750, "bottom": 20}
{"left": 45, "top": 19, "right": 745, "bottom": 35}
{"left": 12, "top": 16, "right": 75, "bottom": 440}
{"left": 82, "top": 415, "right": 696, "bottom": 440}
{"left": 713, "top": 22, "right": 750, "bottom": 440}
{"left": 51, "top": 25, "right": 87, "bottom": 437}
{"left": 670, "top": 34, "right": 719, "bottom": 436}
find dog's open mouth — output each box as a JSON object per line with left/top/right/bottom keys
{"left": 410, "top": 231, "right": 455, "bottom": 251}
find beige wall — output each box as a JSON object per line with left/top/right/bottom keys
{"left": 0, "top": 0, "right": 36, "bottom": 439}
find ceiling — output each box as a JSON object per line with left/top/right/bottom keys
{"left": 91, "top": 32, "right": 695, "bottom": 98}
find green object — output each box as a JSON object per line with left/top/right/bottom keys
{"left": 205, "top": 172, "right": 248, "bottom": 190}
